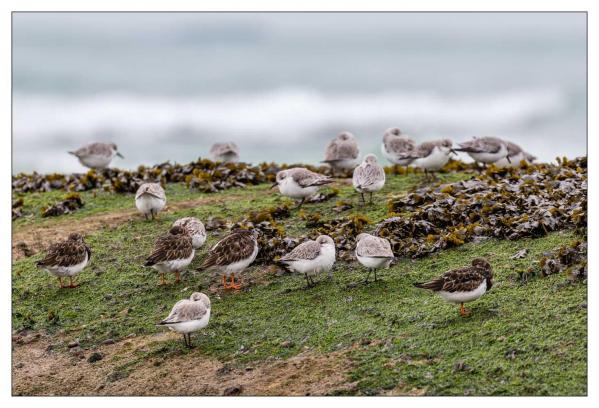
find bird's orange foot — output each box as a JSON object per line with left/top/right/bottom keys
{"left": 229, "top": 283, "right": 241, "bottom": 290}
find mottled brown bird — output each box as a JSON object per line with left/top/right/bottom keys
{"left": 145, "top": 226, "right": 194, "bottom": 285}
{"left": 37, "top": 233, "right": 91, "bottom": 288}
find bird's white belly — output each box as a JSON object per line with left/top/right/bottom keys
{"left": 135, "top": 194, "right": 166, "bottom": 215}
{"left": 153, "top": 251, "right": 195, "bottom": 273}
{"left": 223, "top": 243, "right": 259, "bottom": 276}
{"left": 356, "top": 254, "right": 392, "bottom": 269}
{"left": 215, "top": 152, "right": 238, "bottom": 163}
{"left": 414, "top": 148, "right": 450, "bottom": 171}
{"left": 79, "top": 154, "right": 113, "bottom": 169}
{"left": 46, "top": 253, "right": 89, "bottom": 277}
{"left": 330, "top": 157, "right": 360, "bottom": 169}
{"left": 439, "top": 281, "right": 487, "bottom": 304}
{"left": 166, "top": 310, "right": 211, "bottom": 334}
{"left": 191, "top": 233, "right": 207, "bottom": 249}
{"left": 279, "top": 179, "right": 318, "bottom": 199}
{"left": 381, "top": 143, "right": 413, "bottom": 166}
{"left": 469, "top": 145, "right": 507, "bottom": 164}
{"left": 355, "top": 178, "right": 385, "bottom": 193}
{"left": 494, "top": 152, "right": 524, "bottom": 168}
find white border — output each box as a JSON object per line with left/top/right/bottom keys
{"left": 2, "top": 1, "right": 594, "bottom": 407}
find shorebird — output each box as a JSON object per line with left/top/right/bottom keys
{"left": 198, "top": 229, "right": 259, "bottom": 290}
{"left": 413, "top": 258, "right": 493, "bottom": 316}
{"left": 352, "top": 154, "right": 386, "bottom": 205}
{"left": 280, "top": 235, "right": 336, "bottom": 288}
{"left": 454, "top": 137, "right": 510, "bottom": 170}
{"left": 68, "top": 142, "right": 124, "bottom": 169}
{"left": 210, "top": 142, "right": 239, "bottom": 163}
{"left": 135, "top": 182, "right": 166, "bottom": 220}
{"left": 494, "top": 141, "right": 535, "bottom": 168}
{"left": 322, "top": 131, "right": 360, "bottom": 174}
{"left": 272, "top": 167, "right": 333, "bottom": 208}
{"left": 380, "top": 128, "right": 416, "bottom": 167}
{"left": 144, "top": 226, "right": 195, "bottom": 285}
{"left": 157, "top": 292, "right": 211, "bottom": 348}
{"left": 402, "top": 139, "right": 455, "bottom": 179}
{"left": 355, "top": 233, "right": 394, "bottom": 283}
{"left": 173, "top": 217, "right": 207, "bottom": 249}
{"left": 36, "top": 233, "right": 91, "bottom": 288}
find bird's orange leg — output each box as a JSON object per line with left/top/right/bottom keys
{"left": 58, "top": 277, "right": 64, "bottom": 288}
{"left": 175, "top": 271, "right": 181, "bottom": 284}
{"left": 222, "top": 274, "right": 229, "bottom": 289}
{"left": 68, "top": 276, "right": 77, "bottom": 288}
{"left": 159, "top": 273, "right": 167, "bottom": 286}
{"left": 459, "top": 303, "right": 469, "bottom": 317}
{"left": 229, "top": 273, "right": 241, "bottom": 290}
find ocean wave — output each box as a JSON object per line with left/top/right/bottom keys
{"left": 13, "top": 87, "right": 568, "bottom": 143}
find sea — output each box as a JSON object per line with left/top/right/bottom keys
{"left": 12, "top": 12, "right": 587, "bottom": 174}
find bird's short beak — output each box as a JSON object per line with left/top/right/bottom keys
{"left": 506, "top": 155, "right": 512, "bottom": 163}
{"left": 116, "top": 152, "right": 124, "bottom": 158}
{"left": 450, "top": 149, "right": 457, "bottom": 155}
{"left": 270, "top": 181, "right": 278, "bottom": 189}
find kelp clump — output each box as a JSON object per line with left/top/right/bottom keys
{"left": 381, "top": 157, "right": 587, "bottom": 258}
{"left": 41, "top": 193, "right": 84, "bottom": 218}
{"left": 533, "top": 240, "right": 587, "bottom": 281}
{"left": 12, "top": 198, "right": 24, "bottom": 220}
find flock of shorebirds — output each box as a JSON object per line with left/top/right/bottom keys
{"left": 36, "top": 129, "right": 528, "bottom": 347}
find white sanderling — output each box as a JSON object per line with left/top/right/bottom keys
{"left": 413, "top": 258, "right": 493, "bottom": 317}
{"left": 380, "top": 128, "right": 416, "bottom": 167}
{"left": 210, "top": 142, "right": 240, "bottom": 163}
{"left": 355, "top": 233, "right": 394, "bottom": 283}
{"left": 157, "top": 292, "right": 211, "bottom": 348}
{"left": 403, "top": 139, "right": 454, "bottom": 179}
{"left": 135, "top": 182, "right": 166, "bottom": 220}
{"left": 36, "top": 233, "right": 91, "bottom": 288}
{"left": 198, "top": 229, "right": 259, "bottom": 290}
{"left": 455, "top": 137, "right": 510, "bottom": 169}
{"left": 144, "top": 225, "right": 195, "bottom": 285}
{"left": 322, "top": 131, "right": 360, "bottom": 173}
{"left": 280, "top": 235, "right": 336, "bottom": 288}
{"left": 494, "top": 141, "right": 536, "bottom": 168}
{"left": 173, "top": 217, "right": 207, "bottom": 249}
{"left": 272, "top": 167, "right": 333, "bottom": 208}
{"left": 352, "top": 154, "right": 386, "bottom": 204}
{"left": 68, "top": 142, "right": 124, "bottom": 169}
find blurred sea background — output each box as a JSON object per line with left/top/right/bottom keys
{"left": 12, "top": 12, "right": 586, "bottom": 174}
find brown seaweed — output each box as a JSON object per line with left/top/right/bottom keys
{"left": 40, "top": 193, "right": 84, "bottom": 218}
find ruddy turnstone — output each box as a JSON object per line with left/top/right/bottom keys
{"left": 210, "top": 142, "right": 239, "bottom": 163}
{"left": 280, "top": 235, "right": 336, "bottom": 288}
{"left": 198, "top": 229, "right": 259, "bottom": 290}
{"left": 68, "top": 142, "right": 124, "bottom": 169}
{"left": 403, "top": 139, "right": 455, "bottom": 179}
{"left": 413, "top": 258, "right": 493, "bottom": 316}
{"left": 352, "top": 154, "right": 386, "bottom": 204}
{"left": 455, "top": 137, "right": 510, "bottom": 169}
{"left": 494, "top": 141, "right": 535, "bottom": 168}
{"left": 36, "top": 233, "right": 91, "bottom": 288}
{"left": 144, "top": 226, "right": 194, "bottom": 285}
{"left": 135, "top": 182, "right": 166, "bottom": 220}
{"left": 355, "top": 233, "right": 394, "bottom": 283}
{"left": 272, "top": 167, "right": 333, "bottom": 208}
{"left": 157, "top": 292, "right": 211, "bottom": 348}
{"left": 380, "top": 128, "right": 416, "bottom": 166}
{"left": 173, "top": 217, "right": 207, "bottom": 249}
{"left": 322, "top": 131, "right": 360, "bottom": 173}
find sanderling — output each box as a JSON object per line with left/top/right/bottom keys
{"left": 198, "top": 229, "right": 259, "bottom": 290}
{"left": 455, "top": 137, "right": 509, "bottom": 169}
{"left": 355, "top": 233, "right": 394, "bottom": 283}
{"left": 36, "top": 233, "right": 91, "bottom": 288}
{"left": 157, "top": 292, "right": 211, "bottom": 348}
{"left": 272, "top": 167, "right": 333, "bottom": 208}
{"left": 144, "top": 225, "right": 195, "bottom": 285}
{"left": 322, "top": 131, "right": 360, "bottom": 173}
{"left": 210, "top": 142, "right": 239, "bottom": 163}
{"left": 68, "top": 142, "right": 124, "bottom": 169}
{"left": 403, "top": 139, "right": 454, "bottom": 179}
{"left": 353, "top": 154, "right": 386, "bottom": 204}
{"left": 413, "top": 258, "right": 493, "bottom": 316}
{"left": 494, "top": 141, "right": 535, "bottom": 168}
{"left": 280, "top": 235, "right": 336, "bottom": 288}
{"left": 173, "top": 217, "right": 207, "bottom": 249}
{"left": 380, "top": 128, "right": 416, "bottom": 166}
{"left": 135, "top": 182, "right": 166, "bottom": 220}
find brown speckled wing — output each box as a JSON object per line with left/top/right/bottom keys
{"left": 136, "top": 183, "right": 166, "bottom": 200}
{"left": 200, "top": 231, "right": 256, "bottom": 268}
{"left": 280, "top": 240, "right": 321, "bottom": 261}
{"left": 416, "top": 266, "right": 485, "bottom": 292}
{"left": 386, "top": 136, "right": 415, "bottom": 155}
{"left": 356, "top": 236, "right": 393, "bottom": 258}
{"left": 291, "top": 168, "right": 332, "bottom": 188}
{"left": 145, "top": 234, "right": 193, "bottom": 265}
{"left": 38, "top": 239, "right": 89, "bottom": 267}
{"left": 353, "top": 163, "right": 385, "bottom": 188}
